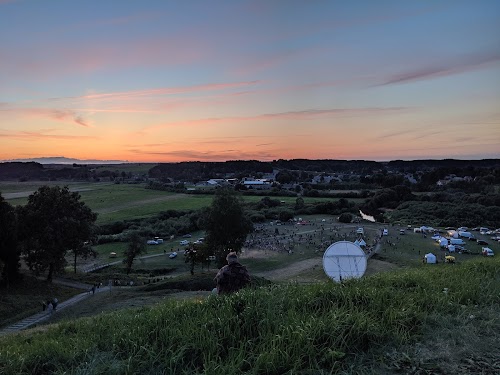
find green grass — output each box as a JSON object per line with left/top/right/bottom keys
{"left": 1, "top": 256, "right": 498, "bottom": 374}
{"left": 375, "top": 226, "right": 500, "bottom": 268}
{"left": 1, "top": 181, "right": 363, "bottom": 224}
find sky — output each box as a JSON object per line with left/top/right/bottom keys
{"left": 0, "top": 0, "right": 499, "bottom": 163}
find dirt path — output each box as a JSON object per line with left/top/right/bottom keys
{"left": 252, "top": 258, "right": 322, "bottom": 281}
{"left": 247, "top": 241, "right": 398, "bottom": 282}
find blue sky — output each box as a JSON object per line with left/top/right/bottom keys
{"left": 1, "top": 0, "right": 499, "bottom": 162}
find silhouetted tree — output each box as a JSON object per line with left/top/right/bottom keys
{"left": 0, "top": 194, "right": 20, "bottom": 286}
{"left": 123, "top": 232, "right": 147, "bottom": 274}
{"left": 201, "top": 188, "right": 253, "bottom": 267}
{"left": 18, "top": 186, "right": 97, "bottom": 282}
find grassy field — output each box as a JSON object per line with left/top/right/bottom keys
{"left": 1, "top": 256, "right": 498, "bottom": 374}
{"left": 0, "top": 181, "right": 358, "bottom": 224}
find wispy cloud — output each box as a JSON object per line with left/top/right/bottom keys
{"left": 0, "top": 35, "right": 208, "bottom": 79}
{"left": 128, "top": 148, "right": 278, "bottom": 162}
{"left": 149, "top": 107, "right": 409, "bottom": 130}
{"left": 0, "top": 107, "right": 91, "bottom": 127}
{"left": 51, "top": 80, "right": 261, "bottom": 102}
{"left": 0, "top": 130, "right": 97, "bottom": 140}
{"left": 378, "top": 52, "right": 500, "bottom": 86}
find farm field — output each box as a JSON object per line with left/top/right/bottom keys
{"left": 0, "top": 181, "right": 362, "bottom": 223}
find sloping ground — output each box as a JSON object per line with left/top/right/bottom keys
{"left": 1, "top": 257, "right": 498, "bottom": 374}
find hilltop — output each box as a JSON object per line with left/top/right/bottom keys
{"left": 1, "top": 257, "right": 498, "bottom": 374}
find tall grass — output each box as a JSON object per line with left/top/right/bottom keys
{"left": 1, "top": 257, "right": 499, "bottom": 374}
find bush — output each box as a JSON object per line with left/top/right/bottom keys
{"left": 338, "top": 213, "right": 353, "bottom": 223}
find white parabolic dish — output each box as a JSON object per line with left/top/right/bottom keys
{"left": 323, "top": 241, "right": 367, "bottom": 282}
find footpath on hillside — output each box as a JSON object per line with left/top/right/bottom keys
{"left": 2, "top": 241, "right": 385, "bottom": 336}
{"left": 0, "top": 279, "right": 110, "bottom": 336}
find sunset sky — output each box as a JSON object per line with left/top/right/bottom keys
{"left": 1, "top": 0, "right": 499, "bottom": 163}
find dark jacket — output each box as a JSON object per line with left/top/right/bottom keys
{"left": 214, "top": 262, "right": 251, "bottom": 294}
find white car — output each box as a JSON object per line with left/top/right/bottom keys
{"left": 147, "top": 240, "right": 158, "bottom": 245}
{"left": 179, "top": 240, "right": 189, "bottom": 246}
{"left": 169, "top": 252, "right": 178, "bottom": 259}
{"left": 482, "top": 247, "right": 494, "bottom": 257}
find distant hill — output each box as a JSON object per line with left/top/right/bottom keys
{"left": 3, "top": 157, "right": 127, "bottom": 165}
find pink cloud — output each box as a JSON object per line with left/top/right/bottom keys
{"left": 150, "top": 107, "right": 409, "bottom": 130}
{"left": 0, "top": 35, "right": 208, "bottom": 80}
{"left": 1, "top": 107, "right": 91, "bottom": 127}
{"left": 53, "top": 80, "right": 260, "bottom": 102}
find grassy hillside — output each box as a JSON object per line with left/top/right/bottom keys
{"left": 1, "top": 257, "right": 499, "bottom": 374}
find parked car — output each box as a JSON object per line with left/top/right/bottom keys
{"left": 169, "top": 252, "right": 178, "bottom": 259}
{"left": 179, "top": 240, "right": 190, "bottom": 246}
{"left": 147, "top": 240, "right": 159, "bottom": 245}
{"left": 482, "top": 247, "right": 494, "bottom": 257}
{"left": 182, "top": 234, "right": 192, "bottom": 238}
{"left": 477, "top": 240, "right": 489, "bottom": 245}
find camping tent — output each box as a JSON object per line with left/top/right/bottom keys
{"left": 439, "top": 238, "right": 448, "bottom": 248}
{"left": 354, "top": 238, "right": 367, "bottom": 247}
{"left": 424, "top": 253, "right": 437, "bottom": 264}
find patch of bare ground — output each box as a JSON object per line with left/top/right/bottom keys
{"left": 244, "top": 243, "right": 400, "bottom": 282}
{"left": 252, "top": 258, "right": 322, "bottom": 281}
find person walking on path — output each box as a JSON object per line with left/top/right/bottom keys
{"left": 214, "top": 252, "right": 251, "bottom": 295}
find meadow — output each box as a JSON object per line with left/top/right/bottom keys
{"left": 1, "top": 179, "right": 499, "bottom": 373}
{"left": 1, "top": 256, "right": 498, "bottom": 374}
{"left": 0, "top": 181, "right": 354, "bottom": 224}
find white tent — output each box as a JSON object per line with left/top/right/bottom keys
{"left": 439, "top": 238, "right": 449, "bottom": 248}
{"left": 420, "top": 226, "right": 435, "bottom": 233}
{"left": 424, "top": 253, "right": 437, "bottom": 264}
{"left": 447, "top": 245, "right": 456, "bottom": 253}
{"left": 354, "top": 239, "right": 367, "bottom": 247}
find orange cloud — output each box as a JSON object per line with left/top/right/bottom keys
{"left": 0, "top": 129, "right": 97, "bottom": 140}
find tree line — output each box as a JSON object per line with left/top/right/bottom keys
{"left": 0, "top": 187, "right": 256, "bottom": 285}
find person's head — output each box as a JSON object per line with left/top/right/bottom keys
{"left": 226, "top": 252, "right": 238, "bottom": 264}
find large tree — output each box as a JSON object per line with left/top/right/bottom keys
{"left": 123, "top": 232, "right": 147, "bottom": 274}
{"left": 201, "top": 188, "right": 253, "bottom": 267}
{"left": 18, "top": 186, "right": 97, "bottom": 282}
{"left": 0, "top": 193, "right": 20, "bottom": 286}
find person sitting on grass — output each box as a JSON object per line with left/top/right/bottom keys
{"left": 214, "top": 252, "right": 251, "bottom": 295}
